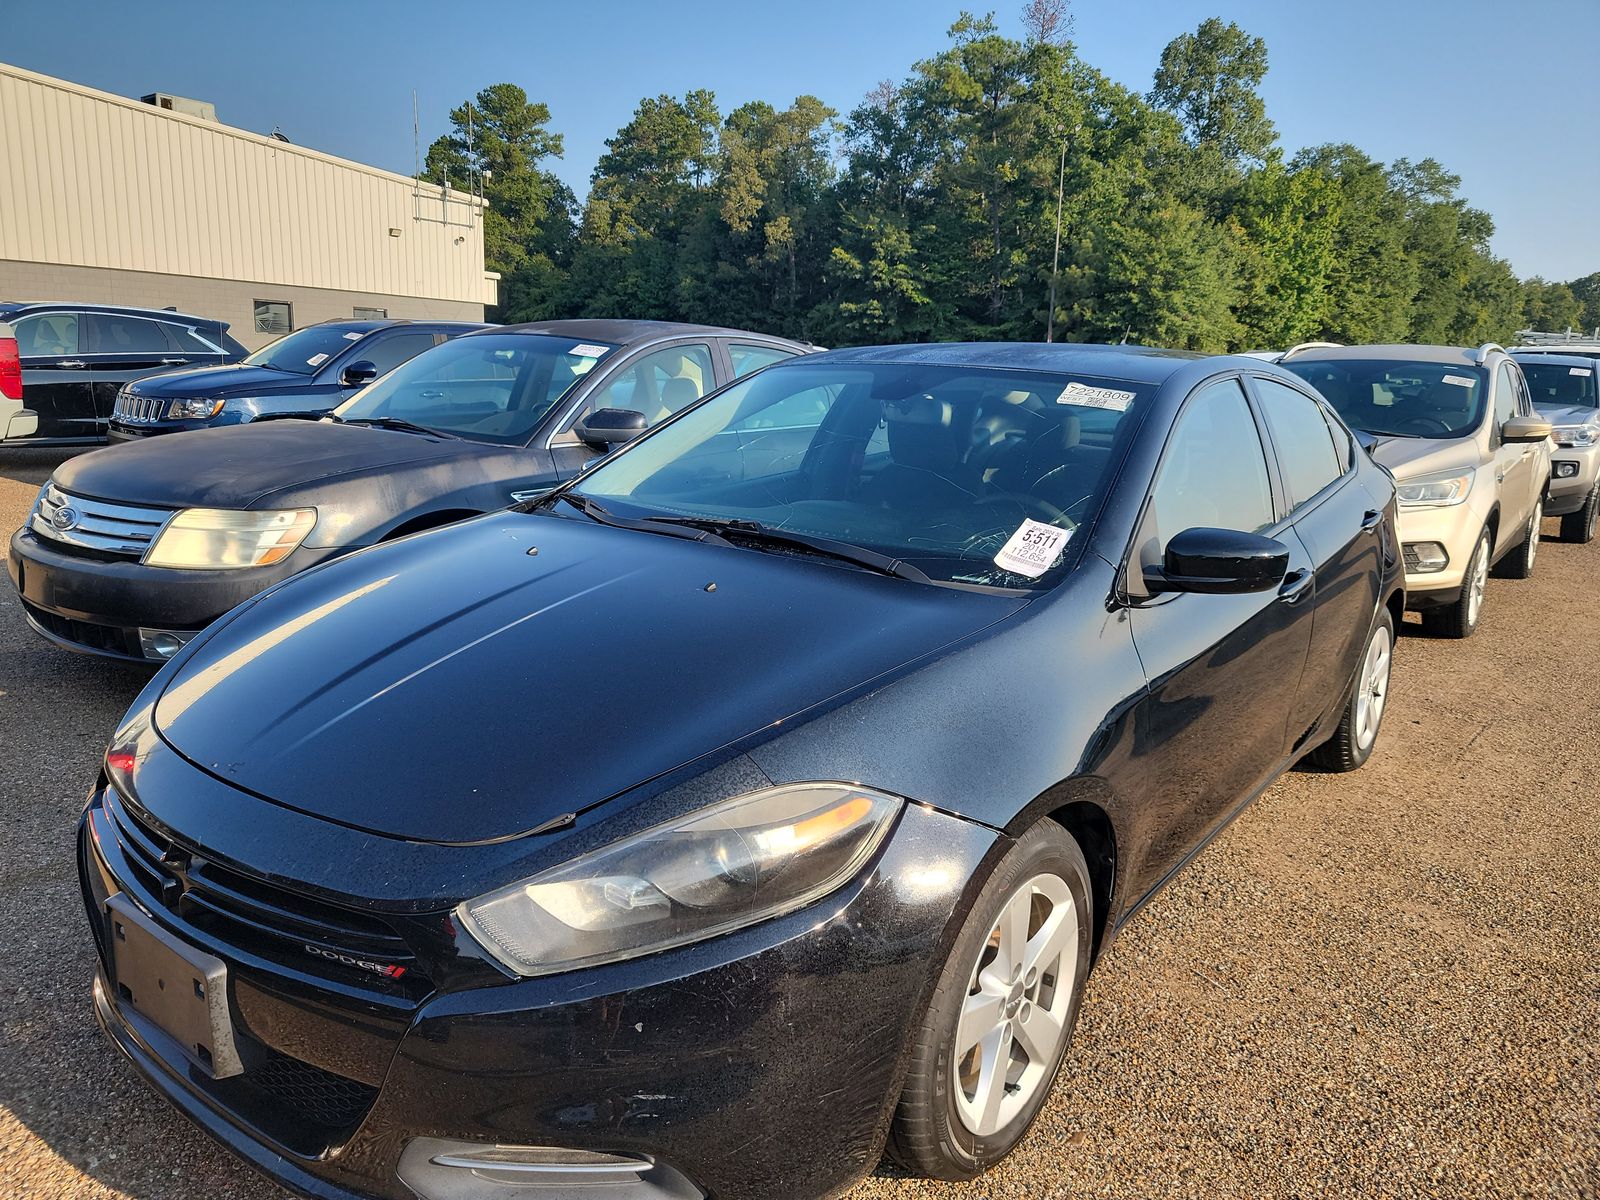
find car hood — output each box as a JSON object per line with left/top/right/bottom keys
{"left": 1534, "top": 402, "right": 1598, "bottom": 427}
{"left": 1362, "top": 434, "right": 1482, "bottom": 481}
{"left": 150, "top": 513, "right": 1024, "bottom": 844}
{"left": 125, "top": 363, "right": 329, "bottom": 399}
{"left": 54, "top": 421, "right": 480, "bottom": 509}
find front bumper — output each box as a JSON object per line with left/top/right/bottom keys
{"left": 1393, "top": 493, "right": 1492, "bottom": 606}
{"left": 9, "top": 525, "right": 331, "bottom": 662}
{"left": 80, "top": 782, "right": 998, "bottom": 1200}
{"left": 1545, "top": 444, "right": 1600, "bottom": 515}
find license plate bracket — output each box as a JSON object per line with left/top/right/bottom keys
{"left": 106, "top": 892, "right": 244, "bottom": 1079}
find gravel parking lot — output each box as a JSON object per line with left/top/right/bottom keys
{"left": 0, "top": 446, "right": 1594, "bottom": 1200}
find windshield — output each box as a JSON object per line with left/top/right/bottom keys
{"left": 244, "top": 326, "right": 369, "bottom": 376}
{"left": 335, "top": 333, "right": 617, "bottom": 444}
{"left": 1282, "top": 359, "right": 1487, "bottom": 438}
{"left": 569, "top": 360, "right": 1151, "bottom": 589}
{"left": 1517, "top": 359, "right": 1597, "bottom": 409}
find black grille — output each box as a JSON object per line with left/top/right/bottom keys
{"left": 1402, "top": 544, "right": 1422, "bottom": 572}
{"left": 246, "top": 1051, "right": 379, "bottom": 1130}
{"left": 22, "top": 600, "right": 143, "bottom": 658}
{"left": 105, "top": 790, "right": 422, "bottom": 990}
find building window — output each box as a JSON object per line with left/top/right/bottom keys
{"left": 353, "top": 306, "right": 388, "bottom": 320}
{"left": 254, "top": 300, "right": 292, "bottom": 335}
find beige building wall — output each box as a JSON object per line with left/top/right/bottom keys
{"left": 0, "top": 62, "right": 498, "bottom": 348}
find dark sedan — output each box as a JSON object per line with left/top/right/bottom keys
{"left": 10, "top": 319, "right": 807, "bottom": 661}
{"left": 0, "top": 301, "right": 248, "bottom": 445}
{"left": 106, "top": 318, "right": 488, "bottom": 440}
{"left": 80, "top": 345, "right": 1402, "bottom": 1200}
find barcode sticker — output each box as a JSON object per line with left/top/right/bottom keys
{"left": 570, "top": 343, "right": 609, "bottom": 358}
{"left": 1442, "top": 374, "right": 1475, "bottom": 387}
{"left": 306, "top": 353, "right": 329, "bottom": 366}
{"left": 994, "top": 519, "right": 1072, "bottom": 578}
{"left": 1057, "top": 381, "right": 1135, "bottom": 410}
{"left": 1571, "top": 367, "right": 1592, "bottom": 377}
{"left": 343, "top": 332, "right": 363, "bottom": 341}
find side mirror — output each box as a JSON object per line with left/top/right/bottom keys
{"left": 1502, "top": 415, "right": 1553, "bottom": 444}
{"left": 575, "top": 407, "right": 647, "bottom": 450}
{"left": 340, "top": 360, "right": 379, "bottom": 388}
{"left": 1145, "top": 527, "right": 1290, "bottom": 595}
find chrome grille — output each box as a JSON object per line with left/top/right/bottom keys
{"left": 112, "top": 388, "right": 166, "bottom": 423}
{"left": 30, "top": 483, "right": 171, "bottom": 558}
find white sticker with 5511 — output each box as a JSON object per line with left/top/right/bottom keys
{"left": 994, "top": 519, "right": 1072, "bottom": 578}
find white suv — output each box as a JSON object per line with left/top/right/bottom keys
{"left": 1282, "top": 343, "right": 1551, "bottom": 638}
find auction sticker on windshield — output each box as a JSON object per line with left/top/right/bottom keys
{"left": 1058, "top": 381, "right": 1135, "bottom": 411}
{"left": 1442, "top": 374, "right": 1475, "bottom": 388}
{"left": 994, "top": 519, "right": 1072, "bottom": 578}
{"left": 570, "top": 344, "right": 609, "bottom": 358}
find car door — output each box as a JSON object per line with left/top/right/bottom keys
{"left": 12, "top": 310, "right": 95, "bottom": 440}
{"left": 548, "top": 340, "right": 718, "bottom": 481}
{"left": 1508, "top": 362, "right": 1548, "bottom": 519}
{"left": 1491, "top": 360, "right": 1536, "bottom": 532}
{"left": 1249, "top": 374, "right": 1383, "bottom": 740}
{"left": 1123, "top": 377, "right": 1316, "bottom": 886}
{"left": 84, "top": 312, "right": 190, "bottom": 430}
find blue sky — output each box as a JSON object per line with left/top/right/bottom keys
{"left": 7, "top": 0, "right": 1597, "bottom": 282}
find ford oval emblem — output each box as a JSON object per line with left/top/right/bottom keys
{"left": 51, "top": 505, "right": 80, "bottom": 532}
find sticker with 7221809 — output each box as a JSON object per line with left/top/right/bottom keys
{"left": 994, "top": 519, "right": 1072, "bottom": 578}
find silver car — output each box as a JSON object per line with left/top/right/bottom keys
{"left": 1512, "top": 351, "right": 1600, "bottom": 542}
{"left": 1283, "top": 343, "right": 1551, "bottom": 638}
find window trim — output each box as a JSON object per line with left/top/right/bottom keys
{"left": 253, "top": 299, "right": 294, "bottom": 337}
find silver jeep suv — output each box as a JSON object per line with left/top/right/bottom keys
{"left": 1283, "top": 344, "right": 1551, "bottom": 638}
{"left": 1511, "top": 351, "right": 1600, "bottom": 543}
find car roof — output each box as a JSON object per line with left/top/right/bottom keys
{"left": 806, "top": 341, "right": 1207, "bottom": 385}
{"left": 0, "top": 300, "right": 229, "bottom": 327}
{"left": 1510, "top": 351, "right": 1599, "bottom": 368}
{"left": 1282, "top": 344, "right": 1495, "bottom": 367}
{"left": 491, "top": 318, "right": 809, "bottom": 350}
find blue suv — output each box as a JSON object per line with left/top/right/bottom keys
{"left": 108, "top": 318, "right": 488, "bottom": 440}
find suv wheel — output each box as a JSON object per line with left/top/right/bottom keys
{"left": 1422, "top": 527, "right": 1490, "bottom": 639}
{"left": 1561, "top": 485, "right": 1600, "bottom": 544}
{"left": 887, "top": 820, "right": 1092, "bottom": 1180}
{"left": 1497, "top": 500, "right": 1542, "bottom": 580}
{"left": 1307, "top": 607, "right": 1394, "bottom": 772}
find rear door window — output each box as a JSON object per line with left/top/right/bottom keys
{"left": 86, "top": 313, "right": 173, "bottom": 354}
{"left": 359, "top": 332, "right": 439, "bottom": 379}
{"left": 728, "top": 343, "right": 798, "bottom": 378}
{"left": 14, "top": 311, "right": 81, "bottom": 357}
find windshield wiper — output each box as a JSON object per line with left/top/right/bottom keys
{"left": 540, "top": 493, "right": 735, "bottom": 545}
{"left": 637, "top": 516, "right": 933, "bottom": 583}
{"left": 342, "top": 416, "right": 458, "bottom": 439}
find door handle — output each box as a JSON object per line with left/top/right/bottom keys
{"left": 55, "top": 359, "right": 86, "bottom": 369}
{"left": 1277, "top": 569, "right": 1313, "bottom": 605}
{"left": 1360, "top": 509, "right": 1383, "bottom": 532}
{"left": 1496, "top": 471, "right": 1507, "bottom": 483}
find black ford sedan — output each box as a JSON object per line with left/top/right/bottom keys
{"left": 80, "top": 345, "right": 1403, "bottom": 1200}
{"left": 11, "top": 319, "right": 805, "bottom": 661}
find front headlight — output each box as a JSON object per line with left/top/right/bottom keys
{"left": 457, "top": 783, "right": 902, "bottom": 977}
{"left": 1395, "top": 469, "right": 1475, "bottom": 507}
{"left": 144, "top": 507, "right": 317, "bottom": 569}
{"left": 166, "top": 397, "right": 226, "bottom": 420}
{"left": 1550, "top": 422, "right": 1599, "bottom": 448}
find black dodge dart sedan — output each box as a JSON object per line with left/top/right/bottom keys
{"left": 10, "top": 319, "right": 806, "bottom": 662}
{"left": 80, "top": 345, "right": 1403, "bottom": 1200}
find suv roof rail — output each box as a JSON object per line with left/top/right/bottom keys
{"left": 1515, "top": 327, "right": 1600, "bottom": 346}
{"left": 1281, "top": 341, "right": 1343, "bottom": 360}
{"left": 1474, "top": 342, "right": 1507, "bottom": 364}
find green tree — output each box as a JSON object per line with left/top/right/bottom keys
{"left": 1522, "top": 278, "right": 1585, "bottom": 334}
{"left": 1568, "top": 272, "right": 1600, "bottom": 334}
{"left": 1150, "top": 18, "right": 1276, "bottom": 167}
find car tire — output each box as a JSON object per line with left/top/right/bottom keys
{"left": 1560, "top": 486, "right": 1600, "bottom": 544}
{"left": 1421, "top": 527, "right": 1490, "bottom": 639}
{"left": 886, "top": 819, "right": 1092, "bottom": 1181}
{"left": 1306, "top": 607, "right": 1394, "bottom": 773}
{"left": 1496, "top": 500, "right": 1542, "bottom": 580}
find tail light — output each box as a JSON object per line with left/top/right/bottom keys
{"left": 0, "top": 333, "right": 20, "bottom": 401}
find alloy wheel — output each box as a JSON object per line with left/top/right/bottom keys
{"left": 1353, "top": 621, "right": 1392, "bottom": 752}
{"left": 952, "top": 873, "right": 1078, "bottom": 1137}
{"left": 1466, "top": 536, "right": 1489, "bottom": 629}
